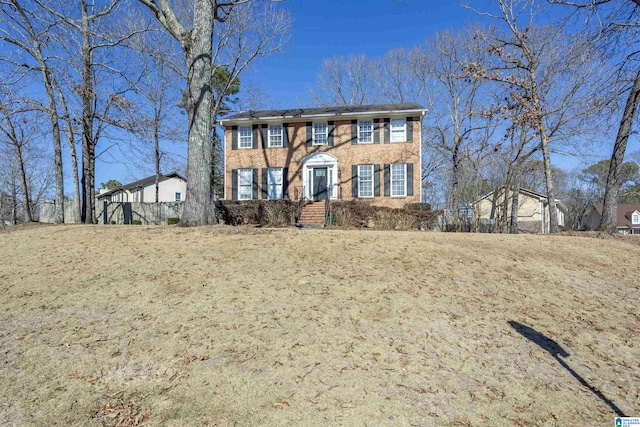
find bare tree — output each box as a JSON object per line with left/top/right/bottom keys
{"left": 309, "top": 55, "right": 376, "bottom": 107}
{"left": 136, "top": 0, "right": 290, "bottom": 225}
{"left": 465, "top": 0, "right": 606, "bottom": 233}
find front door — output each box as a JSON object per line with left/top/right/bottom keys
{"left": 313, "top": 167, "right": 328, "bottom": 201}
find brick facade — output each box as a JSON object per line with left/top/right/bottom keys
{"left": 223, "top": 106, "right": 423, "bottom": 209}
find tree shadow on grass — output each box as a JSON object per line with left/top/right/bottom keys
{"left": 508, "top": 320, "right": 627, "bottom": 417}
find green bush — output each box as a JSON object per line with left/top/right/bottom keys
{"left": 167, "top": 217, "right": 180, "bottom": 225}
{"left": 132, "top": 220, "right": 142, "bottom": 225}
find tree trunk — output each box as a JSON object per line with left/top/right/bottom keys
{"left": 14, "top": 140, "right": 32, "bottom": 222}
{"left": 510, "top": 163, "right": 522, "bottom": 234}
{"left": 11, "top": 173, "right": 17, "bottom": 225}
{"left": 41, "top": 67, "right": 64, "bottom": 223}
{"left": 540, "top": 131, "right": 558, "bottom": 233}
{"left": 154, "top": 105, "right": 160, "bottom": 204}
{"left": 80, "top": 0, "right": 95, "bottom": 223}
{"left": 54, "top": 77, "right": 81, "bottom": 222}
{"left": 450, "top": 140, "right": 461, "bottom": 230}
{"left": 600, "top": 67, "right": 640, "bottom": 231}
{"left": 180, "top": 1, "right": 214, "bottom": 226}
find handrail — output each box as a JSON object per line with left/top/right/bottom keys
{"left": 324, "top": 196, "right": 330, "bottom": 226}
{"left": 296, "top": 185, "right": 305, "bottom": 224}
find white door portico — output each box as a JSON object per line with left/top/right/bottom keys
{"left": 302, "top": 152, "right": 338, "bottom": 200}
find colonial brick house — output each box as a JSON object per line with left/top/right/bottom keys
{"left": 220, "top": 103, "right": 426, "bottom": 219}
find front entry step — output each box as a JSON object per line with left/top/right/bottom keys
{"left": 298, "top": 201, "right": 327, "bottom": 225}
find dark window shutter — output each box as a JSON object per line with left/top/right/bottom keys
{"left": 406, "top": 117, "right": 413, "bottom": 143}
{"left": 407, "top": 163, "right": 414, "bottom": 196}
{"left": 283, "top": 123, "right": 289, "bottom": 148}
{"left": 352, "top": 165, "right": 358, "bottom": 198}
{"left": 282, "top": 167, "right": 289, "bottom": 199}
{"left": 306, "top": 122, "right": 312, "bottom": 147}
{"left": 384, "top": 164, "right": 390, "bottom": 197}
{"left": 328, "top": 121, "right": 334, "bottom": 146}
{"left": 252, "top": 168, "right": 259, "bottom": 199}
{"left": 373, "top": 119, "right": 380, "bottom": 144}
{"left": 374, "top": 164, "right": 381, "bottom": 197}
{"left": 351, "top": 119, "right": 358, "bottom": 145}
{"left": 262, "top": 168, "right": 268, "bottom": 199}
{"left": 231, "top": 169, "right": 238, "bottom": 200}
{"left": 231, "top": 126, "right": 238, "bottom": 150}
{"left": 261, "top": 124, "right": 268, "bottom": 149}
{"left": 252, "top": 125, "right": 258, "bottom": 149}
{"left": 383, "top": 118, "right": 390, "bottom": 144}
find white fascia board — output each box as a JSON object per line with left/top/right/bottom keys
{"left": 220, "top": 109, "right": 428, "bottom": 125}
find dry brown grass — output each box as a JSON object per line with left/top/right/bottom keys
{"left": 1, "top": 225, "right": 639, "bottom": 426}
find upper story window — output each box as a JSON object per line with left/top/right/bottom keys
{"left": 390, "top": 163, "right": 406, "bottom": 196}
{"left": 358, "top": 164, "right": 373, "bottom": 197}
{"left": 313, "top": 123, "right": 327, "bottom": 145}
{"left": 238, "top": 169, "right": 253, "bottom": 200}
{"left": 358, "top": 120, "right": 373, "bottom": 143}
{"left": 269, "top": 124, "right": 283, "bottom": 147}
{"left": 175, "top": 192, "right": 181, "bottom": 201}
{"left": 239, "top": 126, "right": 252, "bottom": 148}
{"left": 633, "top": 212, "right": 640, "bottom": 224}
{"left": 390, "top": 119, "right": 406, "bottom": 142}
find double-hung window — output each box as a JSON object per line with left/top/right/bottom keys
{"left": 239, "top": 126, "right": 252, "bottom": 148}
{"left": 358, "top": 165, "right": 374, "bottom": 197}
{"left": 268, "top": 168, "right": 283, "bottom": 200}
{"left": 175, "top": 192, "right": 181, "bottom": 201}
{"left": 313, "top": 123, "right": 328, "bottom": 145}
{"left": 269, "top": 124, "right": 283, "bottom": 147}
{"left": 238, "top": 169, "right": 253, "bottom": 200}
{"left": 358, "top": 120, "right": 373, "bottom": 143}
{"left": 390, "top": 119, "right": 406, "bottom": 142}
{"left": 633, "top": 212, "right": 640, "bottom": 224}
{"left": 390, "top": 163, "right": 406, "bottom": 196}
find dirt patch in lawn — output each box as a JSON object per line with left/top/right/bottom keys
{"left": 1, "top": 225, "right": 639, "bottom": 426}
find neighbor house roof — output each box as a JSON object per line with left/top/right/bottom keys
{"left": 592, "top": 203, "right": 640, "bottom": 228}
{"left": 219, "top": 102, "right": 427, "bottom": 124}
{"left": 97, "top": 172, "right": 186, "bottom": 199}
{"left": 476, "top": 187, "right": 555, "bottom": 203}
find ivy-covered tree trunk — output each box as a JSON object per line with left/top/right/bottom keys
{"left": 600, "top": 67, "right": 640, "bottom": 231}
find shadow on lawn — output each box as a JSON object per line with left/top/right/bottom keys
{"left": 508, "top": 321, "right": 627, "bottom": 417}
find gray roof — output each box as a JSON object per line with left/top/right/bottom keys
{"left": 97, "top": 172, "right": 186, "bottom": 199}
{"left": 220, "top": 102, "right": 426, "bottom": 123}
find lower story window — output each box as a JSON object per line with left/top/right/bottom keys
{"left": 268, "top": 168, "right": 283, "bottom": 200}
{"left": 175, "top": 192, "right": 181, "bottom": 201}
{"left": 391, "top": 163, "right": 406, "bottom": 196}
{"left": 358, "top": 164, "right": 373, "bottom": 197}
{"left": 239, "top": 169, "right": 253, "bottom": 200}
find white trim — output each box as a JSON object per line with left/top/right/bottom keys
{"left": 358, "top": 164, "right": 374, "bottom": 198}
{"left": 357, "top": 119, "right": 374, "bottom": 144}
{"left": 267, "top": 167, "right": 283, "bottom": 200}
{"left": 238, "top": 168, "right": 253, "bottom": 200}
{"left": 223, "top": 127, "right": 227, "bottom": 200}
{"left": 301, "top": 152, "right": 338, "bottom": 200}
{"left": 220, "top": 108, "right": 427, "bottom": 125}
{"left": 312, "top": 122, "right": 328, "bottom": 146}
{"left": 390, "top": 118, "right": 406, "bottom": 143}
{"left": 390, "top": 163, "right": 407, "bottom": 197}
{"left": 238, "top": 126, "right": 252, "bottom": 149}
{"left": 268, "top": 124, "right": 283, "bottom": 148}
{"left": 632, "top": 210, "right": 640, "bottom": 225}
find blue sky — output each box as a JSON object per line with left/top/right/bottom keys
{"left": 250, "top": 0, "right": 480, "bottom": 108}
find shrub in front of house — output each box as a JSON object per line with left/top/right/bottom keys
{"left": 215, "top": 200, "right": 296, "bottom": 227}
{"left": 167, "top": 217, "right": 180, "bottom": 225}
{"left": 331, "top": 200, "right": 439, "bottom": 230}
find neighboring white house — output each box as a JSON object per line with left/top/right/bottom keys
{"left": 97, "top": 172, "right": 187, "bottom": 203}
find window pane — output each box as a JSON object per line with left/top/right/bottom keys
{"left": 269, "top": 125, "right": 283, "bottom": 147}
{"left": 239, "top": 169, "right": 253, "bottom": 200}
{"left": 390, "top": 163, "right": 405, "bottom": 196}
{"left": 313, "top": 123, "right": 327, "bottom": 145}
{"left": 358, "top": 120, "right": 373, "bottom": 143}
{"left": 239, "top": 126, "right": 252, "bottom": 148}
{"left": 268, "top": 168, "right": 283, "bottom": 199}
{"left": 359, "top": 164, "right": 373, "bottom": 197}
{"left": 390, "top": 119, "right": 405, "bottom": 142}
